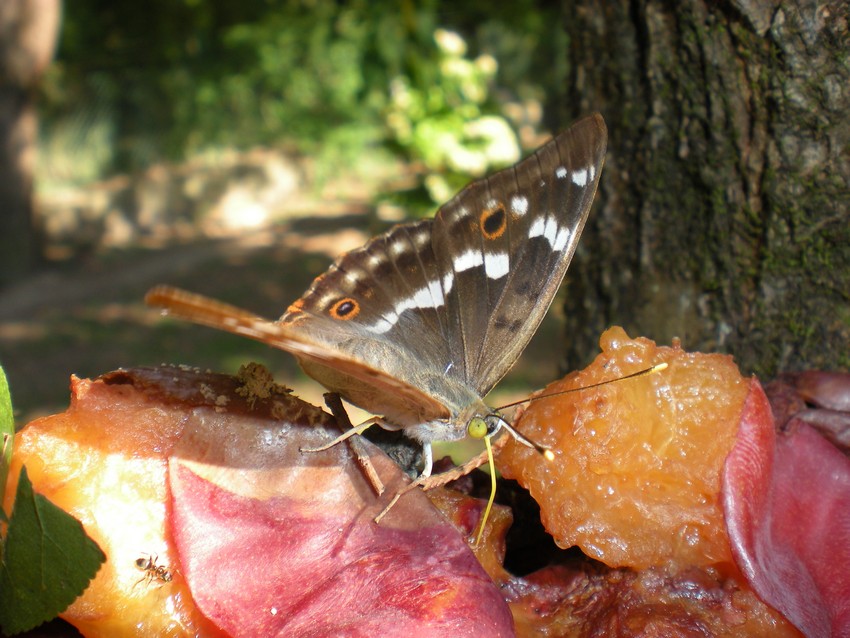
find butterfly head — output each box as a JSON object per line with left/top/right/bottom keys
{"left": 466, "top": 414, "right": 499, "bottom": 440}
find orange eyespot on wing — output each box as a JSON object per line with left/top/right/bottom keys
{"left": 329, "top": 298, "right": 360, "bottom": 320}
{"left": 479, "top": 204, "right": 507, "bottom": 240}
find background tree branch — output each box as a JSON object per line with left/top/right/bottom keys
{"left": 0, "top": 0, "right": 61, "bottom": 288}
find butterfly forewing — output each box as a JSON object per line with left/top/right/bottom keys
{"left": 431, "top": 114, "right": 607, "bottom": 395}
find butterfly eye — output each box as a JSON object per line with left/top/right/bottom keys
{"left": 467, "top": 416, "right": 488, "bottom": 439}
{"left": 329, "top": 298, "right": 360, "bottom": 320}
{"left": 479, "top": 204, "right": 507, "bottom": 240}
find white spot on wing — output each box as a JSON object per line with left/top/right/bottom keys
{"left": 528, "top": 214, "right": 564, "bottom": 250}
{"left": 528, "top": 216, "right": 546, "bottom": 240}
{"left": 427, "top": 278, "right": 443, "bottom": 305}
{"left": 454, "top": 249, "right": 484, "bottom": 272}
{"left": 484, "top": 251, "right": 510, "bottom": 279}
{"left": 445, "top": 206, "right": 468, "bottom": 225}
{"left": 553, "top": 225, "right": 572, "bottom": 251}
{"left": 543, "top": 216, "right": 558, "bottom": 246}
{"left": 571, "top": 168, "right": 589, "bottom": 186}
{"left": 442, "top": 271, "right": 454, "bottom": 293}
{"left": 510, "top": 195, "right": 528, "bottom": 216}
{"left": 411, "top": 286, "right": 437, "bottom": 309}
{"left": 412, "top": 229, "right": 430, "bottom": 247}
{"left": 363, "top": 275, "right": 452, "bottom": 334}
{"left": 556, "top": 166, "right": 568, "bottom": 179}
{"left": 369, "top": 316, "right": 395, "bottom": 333}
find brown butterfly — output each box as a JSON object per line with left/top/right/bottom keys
{"left": 146, "top": 113, "right": 607, "bottom": 482}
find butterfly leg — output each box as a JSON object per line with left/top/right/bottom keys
{"left": 375, "top": 433, "right": 509, "bottom": 533}
{"left": 373, "top": 474, "right": 427, "bottom": 524}
{"left": 372, "top": 442, "right": 436, "bottom": 524}
{"left": 299, "top": 416, "right": 380, "bottom": 453}
{"left": 321, "top": 392, "right": 385, "bottom": 496}
{"left": 420, "top": 442, "right": 433, "bottom": 478}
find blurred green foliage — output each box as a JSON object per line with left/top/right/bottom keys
{"left": 386, "top": 27, "right": 519, "bottom": 207}
{"left": 40, "top": 0, "right": 565, "bottom": 200}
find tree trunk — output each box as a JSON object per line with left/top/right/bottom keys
{"left": 0, "top": 0, "right": 61, "bottom": 288}
{"left": 562, "top": 0, "right": 850, "bottom": 377}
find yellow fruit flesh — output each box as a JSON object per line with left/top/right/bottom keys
{"left": 498, "top": 327, "right": 749, "bottom": 571}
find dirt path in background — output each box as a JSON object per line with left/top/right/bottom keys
{"left": 0, "top": 210, "right": 372, "bottom": 417}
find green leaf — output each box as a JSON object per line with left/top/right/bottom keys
{"left": 0, "top": 466, "right": 106, "bottom": 635}
{"left": 0, "top": 365, "right": 13, "bottom": 501}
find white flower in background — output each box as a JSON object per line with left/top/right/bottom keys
{"left": 441, "top": 57, "right": 472, "bottom": 81}
{"left": 383, "top": 27, "right": 530, "bottom": 206}
{"left": 475, "top": 54, "right": 498, "bottom": 77}
{"left": 434, "top": 29, "right": 466, "bottom": 57}
{"left": 446, "top": 143, "right": 487, "bottom": 175}
{"left": 389, "top": 76, "right": 412, "bottom": 110}
{"left": 463, "top": 116, "right": 520, "bottom": 165}
{"left": 424, "top": 173, "right": 452, "bottom": 204}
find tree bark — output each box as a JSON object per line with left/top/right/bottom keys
{"left": 562, "top": 0, "right": 850, "bottom": 377}
{"left": 0, "top": 0, "right": 61, "bottom": 288}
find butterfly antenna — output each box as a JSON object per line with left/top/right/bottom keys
{"left": 495, "top": 362, "right": 668, "bottom": 412}
{"left": 490, "top": 414, "right": 555, "bottom": 460}
{"left": 490, "top": 362, "right": 668, "bottom": 460}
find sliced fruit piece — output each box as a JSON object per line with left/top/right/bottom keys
{"left": 4, "top": 367, "right": 514, "bottom": 637}
{"left": 4, "top": 370, "right": 222, "bottom": 637}
{"left": 498, "top": 326, "right": 748, "bottom": 570}
{"left": 167, "top": 382, "right": 514, "bottom": 637}
{"left": 724, "top": 380, "right": 850, "bottom": 637}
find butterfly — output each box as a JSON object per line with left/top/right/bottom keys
{"left": 146, "top": 113, "right": 607, "bottom": 487}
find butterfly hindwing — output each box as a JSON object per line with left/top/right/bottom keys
{"left": 144, "top": 286, "right": 451, "bottom": 423}
{"left": 287, "top": 220, "right": 452, "bottom": 365}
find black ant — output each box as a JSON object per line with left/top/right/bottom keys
{"left": 134, "top": 553, "right": 173, "bottom": 586}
